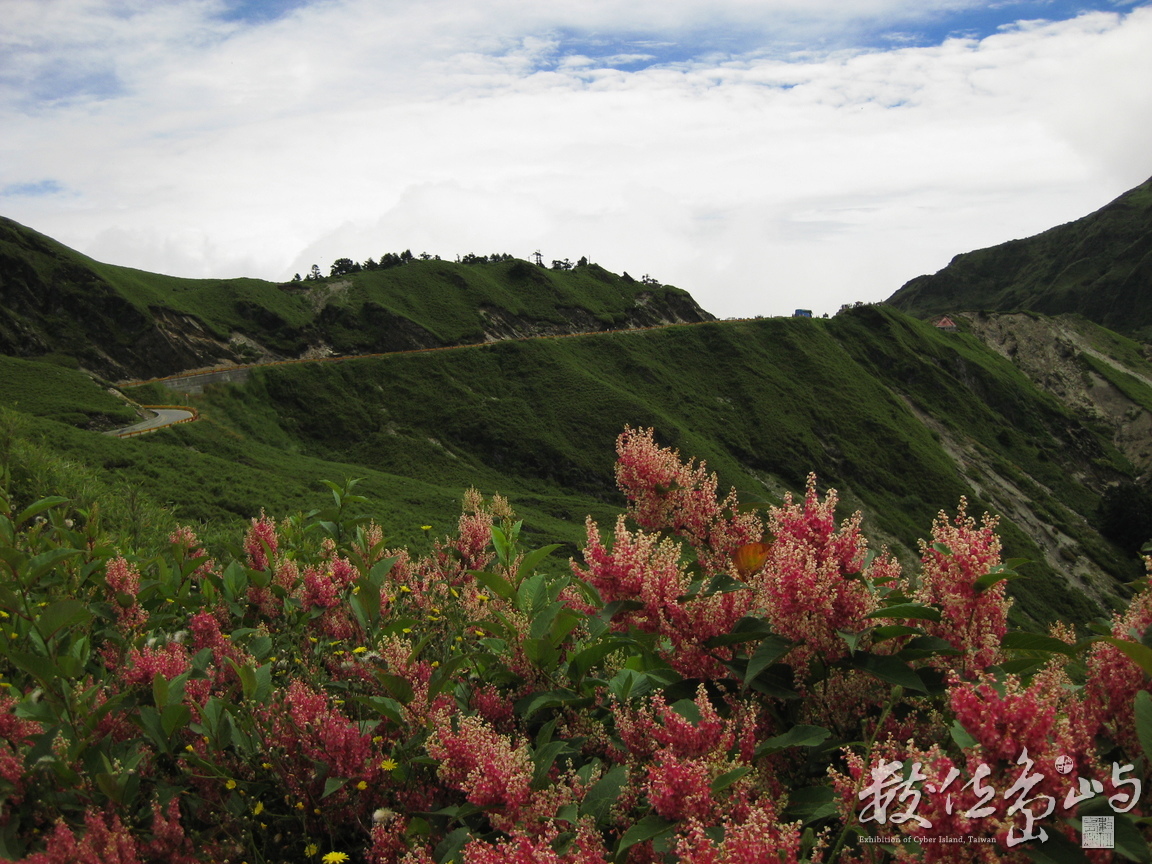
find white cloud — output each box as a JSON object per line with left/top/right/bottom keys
{"left": 0, "top": 0, "right": 1149, "bottom": 318}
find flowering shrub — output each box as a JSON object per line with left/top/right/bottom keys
{"left": 0, "top": 431, "right": 1148, "bottom": 863}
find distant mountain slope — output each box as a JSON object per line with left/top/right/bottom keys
{"left": 114, "top": 305, "right": 1147, "bottom": 629}
{"left": 0, "top": 216, "right": 712, "bottom": 381}
{"left": 887, "top": 177, "right": 1152, "bottom": 339}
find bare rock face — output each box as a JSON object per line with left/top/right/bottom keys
{"left": 964, "top": 311, "right": 1152, "bottom": 475}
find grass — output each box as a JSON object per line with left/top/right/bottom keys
{"left": 2, "top": 215, "right": 707, "bottom": 379}
{"left": 0, "top": 354, "right": 138, "bottom": 428}
{"left": 147, "top": 306, "right": 1132, "bottom": 627}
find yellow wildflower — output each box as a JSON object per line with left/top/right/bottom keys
{"left": 305, "top": 843, "right": 319, "bottom": 857}
{"left": 400, "top": 586, "right": 412, "bottom": 594}
{"left": 323, "top": 852, "right": 350, "bottom": 864}
{"left": 353, "top": 646, "right": 368, "bottom": 654}
{"left": 356, "top": 780, "right": 368, "bottom": 791}
{"left": 225, "top": 779, "right": 237, "bottom": 790}
{"left": 380, "top": 758, "right": 398, "bottom": 771}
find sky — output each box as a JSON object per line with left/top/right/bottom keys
{"left": 1, "top": 0, "right": 1150, "bottom": 319}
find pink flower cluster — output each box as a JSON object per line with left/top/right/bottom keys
{"left": 104, "top": 557, "right": 147, "bottom": 631}
{"left": 760, "top": 476, "right": 885, "bottom": 672}
{"left": 914, "top": 500, "right": 1010, "bottom": 674}
{"left": 426, "top": 710, "right": 534, "bottom": 831}
{"left": 614, "top": 426, "right": 761, "bottom": 574}
{"left": 243, "top": 511, "right": 278, "bottom": 571}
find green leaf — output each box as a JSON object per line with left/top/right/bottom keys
{"left": 1101, "top": 638, "right": 1152, "bottom": 677}
{"left": 581, "top": 765, "right": 627, "bottom": 824}
{"left": 8, "top": 652, "right": 58, "bottom": 686}
{"left": 16, "top": 497, "right": 70, "bottom": 527}
{"left": 1105, "top": 810, "right": 1152, "bottom": 863}
{"left": 161, "top": 703, "right": 191, "bottom": 738}
{"left": 375, "top": 673, "right": 415, "bottom": 705}
{"left": 898, "top": 635, "right": 961, "bottom": 660}
{"left": 221, "top": 561, "right": 247, "bottom": 602}
{"left": 975, "top": 570, "right": 1027, "bottom": 592}
{"left": 473, "top": 570, "right": 515, "bottom": 602}
{"left": 516, "top": 689, "right": 581, "bottom": 719}
{"left": 616, "top": 814, "right": 676, "bottom": 857}
{"left": 491, "top": 525, "right": 513, "bottom": 566}
{"left": 595, "top": 599, "right": 644, "bottom": 627}
{"left": 27, "top": 547, "right": 81, "bottom": 583}
{"left": 36, "top": 599, "right": 94, "bottom": 640}
{"left": 711, "top": 766, "right": 752, "bottom": 794}
{"left": 1024, "top": 828, "right": 1092, "bottom": 864}
{"left": 369, "top": 554, "right": 398, "bottom": 585}
{"left": 669, "top": 698, "right": 702, "bottom": 724}
{"left": 434, "top": 826, "right": 471, "bottom": 864}
{"left": 532, "top": 740, "right": 569, "bottom": 789}
{"left": 427, "top": 654, "right": 472, "bottom": 700}
{"left": 518, "top": 544, "right": 562, "bottom": 581}
{"left": 568, "top": 638, "right": 631, "bottom": 679}
{"left": 1135, "top": 691, "right": 1152, "bottom": 766}
{"left": 756, "top": 725, "right": 831, "bottom": 757}
{"left": 555, "top": 803, "right": 580, "bottom": 825}
{"left": 949, "top": 719, "right": 978, "bottom": 749}
{"left": 322, "top": 777, "right": 348, "bottom": 799}
{"left": 359, "top": 695, "right": 406, "bottom": 727}
{"left": 1001, "top": 631, "right": 1077, "bottom": 656}
{"left": 698, "top": 574, "right": 749, "bottom": 596}
{"left": 703, "top": 616, "right": 777, "bottom": 648}
{"left": 745, "top": 635, "right": 792, "bottom": 684}
{"left": 866, "top": 603, "right": 941, "bottom": 622}
{"left": 607, "top": 668, "right": 649, "bottom": 702}
{"left": 781, "top": 786, "right": 837, "bottom": 823}
{"left": 852, "top": 653, "right": 926, "bottom": 693}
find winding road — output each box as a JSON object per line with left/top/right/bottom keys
{"left": 112, "top": 317, "right": 745, "bottom": 436}
{"left": 107, "top": 406, "right": 198, "bottom": 438}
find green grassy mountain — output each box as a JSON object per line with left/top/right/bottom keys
{"left": 2, "top": 215, "right": 1151, "bottom": 632}
{"left": 887, "top": 176, "right": 1152, "bottom": 339}
{"left": 0, "top": 216, "right": 710, "bottom": 382}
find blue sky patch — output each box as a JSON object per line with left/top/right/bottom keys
{"left": 214, "top": 0, "right": 313, "bottom": 24}
{"left": 544, "top": 0, "right": 1147, "bottom": 73}
{"left": 2, "top": 180, "right": 65, "bottom": 198}
{"left": 861, "top": 0, "right": 1146, "bottom": 49}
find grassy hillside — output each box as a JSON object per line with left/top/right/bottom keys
{"left": 1, "top": 219, "right": 1142, "bottom": 628}
{"left": 0, "top": 215, "right": 710, "bottom": 381}
{"left": 887, "top": 176, "right": 1152, "bottom": 339}
{"left": 117, "top": 306, "right": 1141, "bottom": 628}
{"left": 0, "top": 354, "right": 138, "bottom": 428}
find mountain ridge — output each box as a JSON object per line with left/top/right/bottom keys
{"left": 0, "top": 215, "right": 713, "bottom": 382}
{"left": 886, "top": 176, "right": 1152, "bottom": 338}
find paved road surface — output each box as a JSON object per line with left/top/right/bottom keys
{"left": 107, "top": 408, "right": 196, "bottom": 437}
